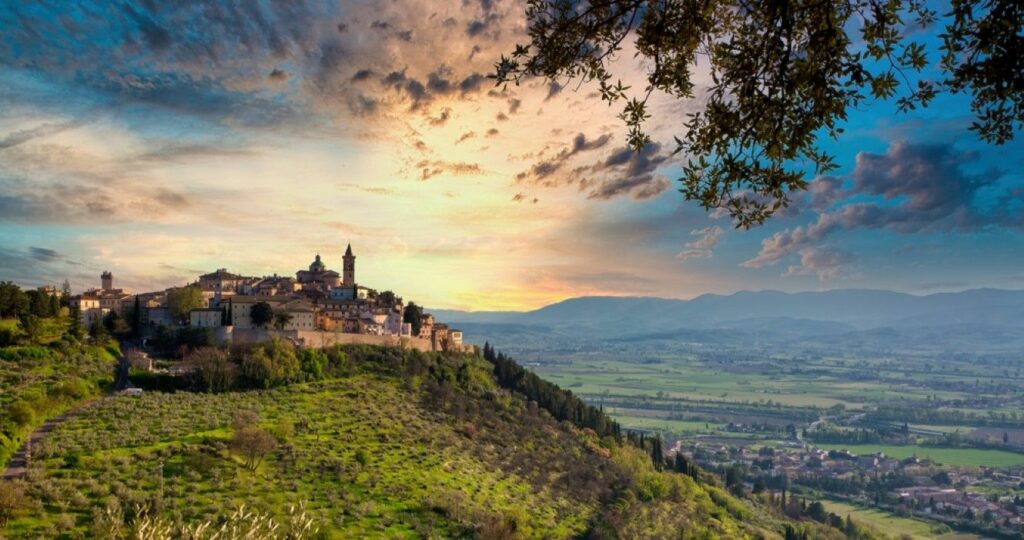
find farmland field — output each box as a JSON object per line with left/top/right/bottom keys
{"left": 818, "top": 500, "right": 976, "bottom": 540}
{"left": 812, "top": 443, "right": 1024, "bottom": 468}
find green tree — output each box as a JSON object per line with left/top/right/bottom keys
{"left": 128, "top": 295, "right": 142, "bottom": 338}
{"left": 189, "top": 347, "right": 238, "bottom": 393}
{"left": 166, "top": 286, "right": 205, "bottom": 324}
{"left": 60, "top": 279, "right": 71, "bottom": 307}
{"left": 250, "top": 302, "right": 274, "bottom": 329}
{"left": 0, "top": 282, "right": 29, "bottom": 318}
{"left": 403, "top": 301, "right": 423, "bottom": 336}
{"left": 17, "top": 314, "right": 42, "bottom": 344}
{"left": 273, "top": 310, "right": 293, "bottom": 331}
{"left": 89, "top": 318, "right": 109, "bottom": 342}
{"left": 496, "top": 0, "right": 1022, "bottom": 226}
{"left": 67, "top": 306, "right": 85, "bottom": 340}
{"left": 103, "top": 311, "right": 131, "bottom": 339}
{"left": 232, "top": 423, "right": 278, "bottom": 471}
{"left": 0, "top": 481, "right": 30, "bottom": 528}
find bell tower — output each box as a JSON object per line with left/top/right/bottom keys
{"left": 342, "top": 243, "right": 356, "bottom": 287}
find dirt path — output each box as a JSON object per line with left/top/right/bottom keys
{"left": 2, "top": 399, "right": 101, "bottom": 481}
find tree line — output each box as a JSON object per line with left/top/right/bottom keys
{"left": 482, "top": 343, "right": 622, "bottom": 440}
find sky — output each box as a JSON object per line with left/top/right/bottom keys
{"left": 0, "top": 1, "right": 1021, "bottom": 311}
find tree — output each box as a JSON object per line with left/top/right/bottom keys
{"left": 89, "top": 318, "right": 109, "bottom": 341}
{"left": 166, "top": 286, "right": 205, "bottom": 324}
{"left": 189, "top": 347, "right": 238, "bottom": 393}
{"left": 103, "top": 311, "right": 131, "bottom": 339}
{"left": 17, "top": 314, "right": 42, "bottom": 344}
{"left": 60, "top": 279, "right": 71, "bottom": 307}
{"left": 273, "top": 310, "right": 293, "bottom": 331}
{"left": 0, "top": 282, "right": 29, "bottom": 319}
{"left": 67, "top": 306, "right": 84, "bottom": 339}
{"left": 403, "top": 301, "right": 423, "bottom": 336}
{"left": 232, "top": 424, "right": 278, "bottom": 471}
{"left": 0, "top": 481, "right": 30, "bottom": 528}
{"left": 495, "top": 0, "right": 1023, "bottom": 227}
{"left": 250, "top": 302, "right": 274, "bottom": 329}
{"left": 128, "top": 295, "right": 142, "bottom": 338}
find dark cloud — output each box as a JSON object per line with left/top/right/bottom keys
{"left": 417, "top": 160, "right": 485, "bottom": 180}
{"left": 455, "top": 131, "right": 476, "bottom": 144}
{"left": 268, "top": 68, "right": 288, "bottom": 82}
{"left": 29, "top": 246, "right": 62, "bottom": 262}
{"left": 351, "top": 69, "right": 374, "bottom": 82}
{"left": 0, "top": 120, "right": 83, "bottom": 150}
{"left": 746, "top": 141, "right": 1023, "bottom": 270}
{"left": 122, "top": 4, "right": 173, "bottom": 54}
{"left": 783, "top": 247, "right": 852, "bottom": 281}
{"left": 486, "top": 128, "right": 499, "bottom": 137}
{"left": 584, "top": 143, "right": 671, "bottom": 200}
{"left": 458, "top": 73, "right": 486, "bottom": 94}
{"left": 517, "top": 133, "right": 613, "bottom": 182}
{"left": 517, "top": 137, "right": 670, "bottom": 201}
{"left": 545, "top": 82, "right": 562, "bottom": 100}
{"left": 507, "top": 98, "right": 522, "bottom": 114}
{"left": 466, "top": 20, "right": 487, "bottom": 37}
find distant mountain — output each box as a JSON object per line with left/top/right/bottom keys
{"left": 431, "top": 288, "right": 1024, "bottom": 349}
{"left": 434, "top": 288, "right": 1024, "bottom": 329}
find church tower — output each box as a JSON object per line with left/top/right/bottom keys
{"left": 342, "top": 244, "right": 356, "bottom": 287}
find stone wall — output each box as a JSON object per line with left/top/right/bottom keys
{"left": 214, "top": 326, "right": 437, "bottom": 352}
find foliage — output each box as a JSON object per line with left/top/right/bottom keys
{"left": 167, "top": 286, "right": 205, "bottom": 324}
{"left": 403, "top": 301, "right": 423, "bottom": 336}
{"left": 495, "top": 0, "right": 1022, "bottom": 226}
{"left": 250, "top": 302, "right": 274, "bottom": 329}
{"left": 483, "top": 342, "right": 621, "bottom": 439}
{"left": 0, "top": 481, "right": 31, "bottom": 528}
{"left": 16, "top": 315, "right": 41, "bottom": 345}
{"left": 0, "top": 283, "right": 29, "bottom": 319}
{"left": 0, "top": 337, "right": 115, "bottom": 467}
{"left": 272, "top": 310, "right": 292, "bottom": 331}
{"left": 3, "top": 344, "right": 796, "bottom": 539}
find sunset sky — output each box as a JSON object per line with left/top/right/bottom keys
{"left": 1, "top": 1, "right": 1022, "bottom": 311}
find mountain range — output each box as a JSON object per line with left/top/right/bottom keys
{"left": 432, "top": 288, "right": 1024, "bottom": 350}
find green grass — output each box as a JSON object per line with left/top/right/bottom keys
{"left": 818, "top": 500, "right": 968, "bottom": 540}
{"left": 813, "top": 443, "right": 1024, "bottom": 468}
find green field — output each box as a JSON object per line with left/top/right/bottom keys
{"left": 814, "top": 443, "right": 1024, "bottom": 468}
{"left": 819, "top": 500, "right": 972, "bottom": 540}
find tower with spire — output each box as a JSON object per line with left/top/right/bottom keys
{"left": 343, "top": 243, "right": 356, "bottom": 287}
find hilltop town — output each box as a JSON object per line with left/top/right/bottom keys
{"left": 67, "top": 244, "right": 465, "bottom": 352}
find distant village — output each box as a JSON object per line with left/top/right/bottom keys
{"left": 67, "top": 244, "right": 465, "bottom": 352}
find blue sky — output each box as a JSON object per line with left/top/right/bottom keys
{"left": 0, "top": 1, "right": 1021, "bottom": 310}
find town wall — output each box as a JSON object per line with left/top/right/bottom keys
{"left": 214, "top": 326, "right": 436, "bottom": 352}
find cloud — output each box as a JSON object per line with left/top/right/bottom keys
{"left": 745, "top": 141, "right": 1022, "bottom": 270}
{"left": 677, "top": 226, "right": 724, "bottom": 260}
{"left": 29, "top": 246, "right": 62, "bottom": 262}
{"left": 418, "top": 160, "right": 486, "bottom": 180}
{"left": 455, "top": 131, "right": 476, "bottom": 144}
{"left": 583, "top": 143, "right": 672, "bottom": 201}
{"left": 783, "top": 247, "right": 852, "bottom": 281}
{"left": 517, "top": 132, "right": 613, "bottom": 182}
{"left": 0, "top": 119, "right": 84, "bottom": 149}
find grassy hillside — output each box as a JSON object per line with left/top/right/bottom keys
{"left": 0, "top": 324, "right": 117, "bottom": 466}
{"left": 0, "top": 344, "right": 837, "bottom": 539}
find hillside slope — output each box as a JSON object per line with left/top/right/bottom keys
{"left": 0, "top": 344, "right": 833, "bottom": 539}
